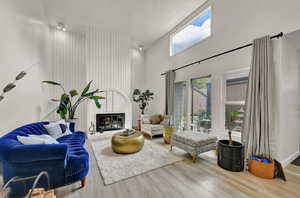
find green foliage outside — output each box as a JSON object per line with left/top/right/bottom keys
{"left": 225, "top": 110, "right": 241, "bottom": 130}
{"left": 193, "top": 109, "right": 211, "bottom": 121}
{"left": 192, "top": 77, "right": 210, "bottom": 90}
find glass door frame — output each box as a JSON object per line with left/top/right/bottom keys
{"left": 174, "top": 81, "right": 188, "bottom": 129}
{"left": 190, "top": 74, "right": 212, "bottom": 129}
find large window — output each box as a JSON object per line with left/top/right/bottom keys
{"left": 225, "top": 77, "right": 248, "bottom": 133}
{"left": 170, "top": 7, "right": 211, "bottom": 56}
{"left": 191, "top": 76, "right": 212, "bottom": 132}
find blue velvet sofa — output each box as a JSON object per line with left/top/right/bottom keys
{"left": 0, "top": 122, "right": 89, "bottom": 197}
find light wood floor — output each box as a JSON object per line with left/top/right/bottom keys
{"left": 54, "top": 137, "right": 300, "bottom": 198}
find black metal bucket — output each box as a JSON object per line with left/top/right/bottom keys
{"left": 217, "top": 140, "right": 244, "bottom": 172}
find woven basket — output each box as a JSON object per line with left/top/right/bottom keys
{"left": 248, "top": 155, "right": 275, "bottom": 179}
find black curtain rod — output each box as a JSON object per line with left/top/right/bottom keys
{"left": 161, "top": 32, "right": 283, "bottom": 76}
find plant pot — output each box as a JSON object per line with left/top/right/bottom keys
{"left": 67, "top": 119, "right": 78, "bottom": 132}
{"left": 68, "top": 122, "right": 75, "bottom": 132}
{"left": 248, "top": 155, "right": 275, "bottom": 179}
{"left": 217, "top": 140, "right": 244, "bottom": 172}
{"left": 163, "top": 126, "right": 176, "bottom": 144}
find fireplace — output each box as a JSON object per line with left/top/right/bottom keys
{"left": 96, "top": 113, "right": 125, "bottom": 132}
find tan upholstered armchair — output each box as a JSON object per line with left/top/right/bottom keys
{"left": 140, "top": 114, "right": 164, "bottom": 139}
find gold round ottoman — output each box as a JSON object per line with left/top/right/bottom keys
{"left": 111, "top": 131, "right": 145, "bottom": 154}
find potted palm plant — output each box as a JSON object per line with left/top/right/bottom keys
{"left": 43, "top": 80, "right": 105, "bottom": 131}
{"left": 217, "top": 109, "right": 245, "bottom": 172}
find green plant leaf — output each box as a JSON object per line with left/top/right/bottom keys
{"left": 58, "top": 109, "right": 67, "bottom": 119}
{"left": 15, "top": 71, "right": 27, "bottom": 80}
{"left": 42, "top": 81, "right": 61, "bottom": 86}
{"left": 89, "top": 95, "right": 105, "bottom": 100}
{"left": 133, "top": 89, "right": 140, "bottom": 95}
{"left": 81, "top": 80, "right": 92, "bottom": 96}
{"left": 60, "top": 93, "right": 70, "bottom": 102}
{"left": 60, "top": 94, "right": 70, "bottom": 108}
{"left": 57, "top": 93, "right": 70, "bottom": 119}
{"left": 69, "top": 90, "right": 78, "bottom": 97}
{"left": 50, "top": 99, "right": 60, "bottom": 102}
{"left": 3, "top": 83, "right": 16, "bottom": 93}
{"left": 93, "top": 99, "right": 101, "bottom": 108}
{"left": 229, "top": 111, "right": 240, "bottom": 120}
{"left": 83, "top": 89, "right": 102, "bottom": 97}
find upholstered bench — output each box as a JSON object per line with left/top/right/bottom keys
{"left": 170, "top": 131, "right": 217, "bottom": 162}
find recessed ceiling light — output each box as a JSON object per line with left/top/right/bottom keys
{"left": 56, "top": 22, "right": 66, "bottom": 31}
{"left": 138, "top": 46, "right": 143, "bottom": 51}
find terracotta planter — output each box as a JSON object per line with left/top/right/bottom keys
{"left": 248, "top": 155, "right": 275, "bottom": 179}
{"left": 137, "top": 120, "right": 141, "bottom": 131}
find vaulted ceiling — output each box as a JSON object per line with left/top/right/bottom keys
{"left": 42, "top": 0, "right": 206, "bottom": 47}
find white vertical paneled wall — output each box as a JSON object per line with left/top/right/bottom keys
{"left": 86, "top": 28, "right": 132, "bottom": 128}
{"left": 50, "top": 29, "right": 87, "bottom": 130}
{"left": 50, "top": 27, "right": 132, "bottom": 130}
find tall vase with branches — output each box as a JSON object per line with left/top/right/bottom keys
{"left": 132, "top": 89, "right": 154, "bottom": 130}
{"left": 43, "top": 80, "right": 104, "bottom": 128}
{"left": 132, "top": 89, "right": 154, "bottom": 115}
{"left": 0, "top": 63, "right": 39, "bottom": 103}
{"left": 0, "top": 71, "right": 27, "bottom": 103}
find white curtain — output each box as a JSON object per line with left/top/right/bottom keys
{"left": 242, "top": 35, "right": 273, "bottom": 157}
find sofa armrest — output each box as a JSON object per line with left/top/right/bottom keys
{"left": 6, "top": 143, "right": 69, "bottom": 163}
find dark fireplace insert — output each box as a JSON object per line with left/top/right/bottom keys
{"left": 96, "top": 113, "right": 125, "bottom": 132}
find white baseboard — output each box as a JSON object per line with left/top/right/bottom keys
{"left": 281, "top": 151, "right": 299, "bottom": 168}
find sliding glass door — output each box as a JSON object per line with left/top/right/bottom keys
{"left": 174, "top": 81, "right": 188, "bottom": 130}
{"left": 191, "top": 76, "right": 212, "bottom": 132}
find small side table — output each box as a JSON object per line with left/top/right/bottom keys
{"left": 163, "top": 126, "right": 176, "bottom": 144}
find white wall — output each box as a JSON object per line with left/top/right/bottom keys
{"left": 0, "top": 0, "right": 51, "bottom": 136}
{"left": 86, "top": 28, "right": 132, "bottom": 128}
{"left": 144, "top": 0, "right": 300, "bottom": 164}
{"left": 49, "top": 29, "right": 87, "bottom": 130}
{"left": 145, "top": 0, "right": 300, "bottom": 123}
{"left": 131, "top": 49, "right": 146, "bottom": 126}
{"left": 274, "top": 31, "right": 300, "bottom": 166}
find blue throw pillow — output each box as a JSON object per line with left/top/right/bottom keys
{"left": 59, "top": 124, "right": 67, "bottom": 133}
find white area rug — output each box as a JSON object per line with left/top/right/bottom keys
{"left": 89, "top": 131, "right": 185, "bottom": 185}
